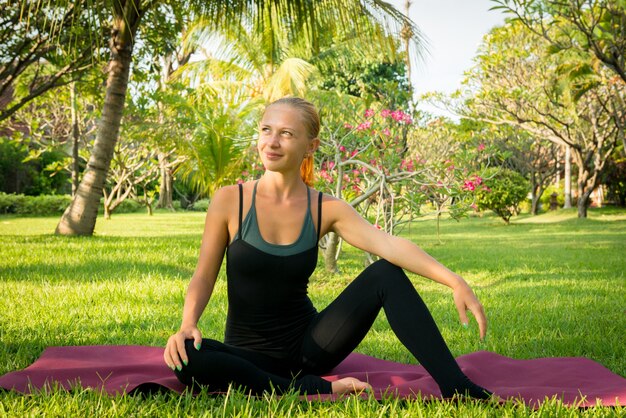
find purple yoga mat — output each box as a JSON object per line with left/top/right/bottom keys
{"left": 0, "top": 345, "right": 624, "bottom": 407}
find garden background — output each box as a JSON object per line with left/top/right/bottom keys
{"left": 1, "top": 0, "right": 625, "bottom": 416}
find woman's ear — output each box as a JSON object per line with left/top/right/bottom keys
{"left": 309, "top": 138, "right": 320, "bottom": 154}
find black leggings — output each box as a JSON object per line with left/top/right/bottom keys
{"left": 175, "top": 259, "right": 489, "bottom": 397}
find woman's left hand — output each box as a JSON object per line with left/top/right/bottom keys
{"left": 452, "top": 281, "right": 487, "bottom": 340}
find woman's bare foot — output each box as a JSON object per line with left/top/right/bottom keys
{"left": 331, "top": 377, "right": 372, "bottom": 394}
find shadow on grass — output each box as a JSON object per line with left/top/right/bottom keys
{"left": 1, "top": 234, "right": 200, "bottom": 282}
{"left": 0, "top": 260, "right": 194, "bottom": 283}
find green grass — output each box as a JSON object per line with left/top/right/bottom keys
{"left": 1, "top": 208, "right": 625, "bottom": 417}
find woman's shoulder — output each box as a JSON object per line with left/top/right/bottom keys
{"left": 214, "top": 181, "right": 254, "bottom": 197}
{"left": 310, "top": 190, "right": 350, "bottom": 214}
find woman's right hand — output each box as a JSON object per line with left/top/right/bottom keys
{"left": 164, "top": 326, "right": 203, "bottom": 371}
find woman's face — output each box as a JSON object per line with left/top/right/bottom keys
{"left": 258, "top": 104, "right": 315, "bottom": 174}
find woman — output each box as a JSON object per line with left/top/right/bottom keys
{"left": 164, "top": 97, "right": 491, "bottom": 398}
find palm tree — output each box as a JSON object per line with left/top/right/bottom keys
{"left": 52, "top": 0, "right": 421, "bottom": 235}
{"left": 179, "top": 7, "right": 420, "bottom": 102}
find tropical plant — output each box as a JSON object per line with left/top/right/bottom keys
{"left": 48, "top": 0, "right": 421, "bottom": 236}
{"left": 0, "top": 0, "right": 105, "bottom": 122}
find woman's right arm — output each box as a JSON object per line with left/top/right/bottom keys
{"left": 163, "top": 186, "right": 234, "bottom": 371}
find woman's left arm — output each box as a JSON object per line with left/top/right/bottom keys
{"left": 327, "top": 198, "right": 487, "bottom": 339}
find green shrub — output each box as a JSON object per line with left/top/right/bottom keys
{"left": 540, "top": 182, "right": 566, "bottom": 208}
{"left": 188, "top": 199, "right": 210, "bottom": 212}
{"left": 517, "top": 199, "right": 532, "bottom": 214}
{"left": 0, "top": 193, "right": 71, "bottom": 216}
{"left": 114, "top": 199, "right": 143, "bottom": 214}
{"left": 16, "top": 194, "right": 72, "bottom": 215}
{"left": 0, "top": 192, "right": 26, "bottom": 214}
{"left": 475, "top": 168, "right": 528, "bottom": 223}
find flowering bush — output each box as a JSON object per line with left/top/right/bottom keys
{"left": 316, "top": 107, "right": 417, "bottom": 205}
{"left": 474, "top": 167, "right": 528, "bottom": 223}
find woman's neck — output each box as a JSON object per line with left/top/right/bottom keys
{"left": 258, "top": 171, "right": 307, "bottom": 202}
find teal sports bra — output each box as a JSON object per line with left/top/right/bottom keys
{"left": 236, "top": 181, "right": 319, "bottom": 256}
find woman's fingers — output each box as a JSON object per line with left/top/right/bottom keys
{"left": 174, "top": 334, "right": 188, "bottom": 370}
{"left": 470, "top": 302, "right": 488, "bottom": 340}
{"left": 164, "top": 327, "right": 202, "bottom": 371}
{"left": 164, "top": 337, "right": 179, "bottom": 370}
{"left": 191, "top": 328, "right": 203, "bottom": 351}
{"left": 454, "top": 284, "right": 488, "bottom": 340}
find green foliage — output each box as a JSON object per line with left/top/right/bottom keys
{"left": 603, "top": 157, "right": 626, "bottom": 206}
{"left": 0, "top": 192, "right": 71, "bottom": 215}
{"left": 316, "top": 61, "right": 411, "bottom": 107}
{"left": 111, "top": 199, "right": 144, "bottom": 214}
{"left": 0, "top": 137, "right": 72, "bottom": 196}
{"left": 475, "top": 168, "right": 528, "bottom": 223}
{"left": 188, "top": 199, "right": 210, "bottom": 212}
{"left": 0, "top": 137, "right": 29, "bottom": 193}
{"left": 540, "top": 182, "right": 566, "bottom": 208}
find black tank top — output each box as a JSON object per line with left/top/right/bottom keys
{"left": 224, "top": 183, "right": 323, "bottom": 359}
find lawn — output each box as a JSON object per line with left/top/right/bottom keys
{"left": 0, "top": 208, "right": 624, "bottom": 417}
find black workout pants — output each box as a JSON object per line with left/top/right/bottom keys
{"left": 175, "top": 259, "right": 471, "bottom": 396}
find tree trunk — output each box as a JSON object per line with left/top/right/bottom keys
{"left": 577, "top": 188, "right": 591, "bottom": 218}
{"left": 563, "top": 145, "right": 572, "bottom": 209}
{"left": 530, "top": 192, "right": 540, "bottom": 215}
{"left": 576, "top": 164, "right": 592, "bottom": 218}
{"left": 323, "top": 232, "right": 340, "bottom": 273}
{"left": 70, "top": 81, "right": 80, "bottom": 196}
{"left": 156, "top": 152, "right": 174, "bottom": 209}
{"left": 530, "top": 174, "right": 539, "bottom": 215}
{"left": 55, "top": 2, "right": 142, "bottom": 235}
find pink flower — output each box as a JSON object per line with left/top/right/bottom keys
{"left": 356, "top": 121, "right": 372, "bottom": 131}
{"left": 401, "top": 114, "right": 413, "bottom": 124}
{"left": 350, "top": 149, "right": 358, "bottom": 157}
{"left": 328, "top": 161, "right": 336, "bottom": 170}
{"left": 352, "top": 169, "right": 360, "bottom": 176}
{"left": 364, "top": 109, "right": 375, "bottom": 118}
{"left": 339, "top": 145, "right": 346, "bottom": 152}
{"left": 462, "top": 180, "right": 476, "bottom": 191}
{"left": 382, "top": 128, "right": 391, "bottom": 136}
{"left": 470, "top": 203, "right": 478, "bottom": 211}
{"left": 473, "top": 176, "right": 483, "bottom": 186}
{"left": 381, "top": 109, "right": 392, "bottom": 118}
{"left": 400, "top": 159, "right": 415, "bottom": 172}
{"left": 391, "top": 110, "right": 404, "bottom": 122}
{"left": 477, "top": 143, "right": 486, "bottom": 151}
{"left": 344, "top": 123, "right": 353, "bottom": 129}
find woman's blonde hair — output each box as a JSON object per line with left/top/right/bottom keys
{"left": 264, "top": 97, "right": 320, "bottom": 186}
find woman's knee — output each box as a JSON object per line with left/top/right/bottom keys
{"left": 363, "top": 259, "right": 408, "bottom": 286}
{"left": 174, "top": 338, "right": 221, "bottom": 385}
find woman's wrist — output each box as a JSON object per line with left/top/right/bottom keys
{"left": 180, "top": 320, "right": 198, "bottom": 330}
{"left": 447, "top": 274, "right": 468, "bottom": 291}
